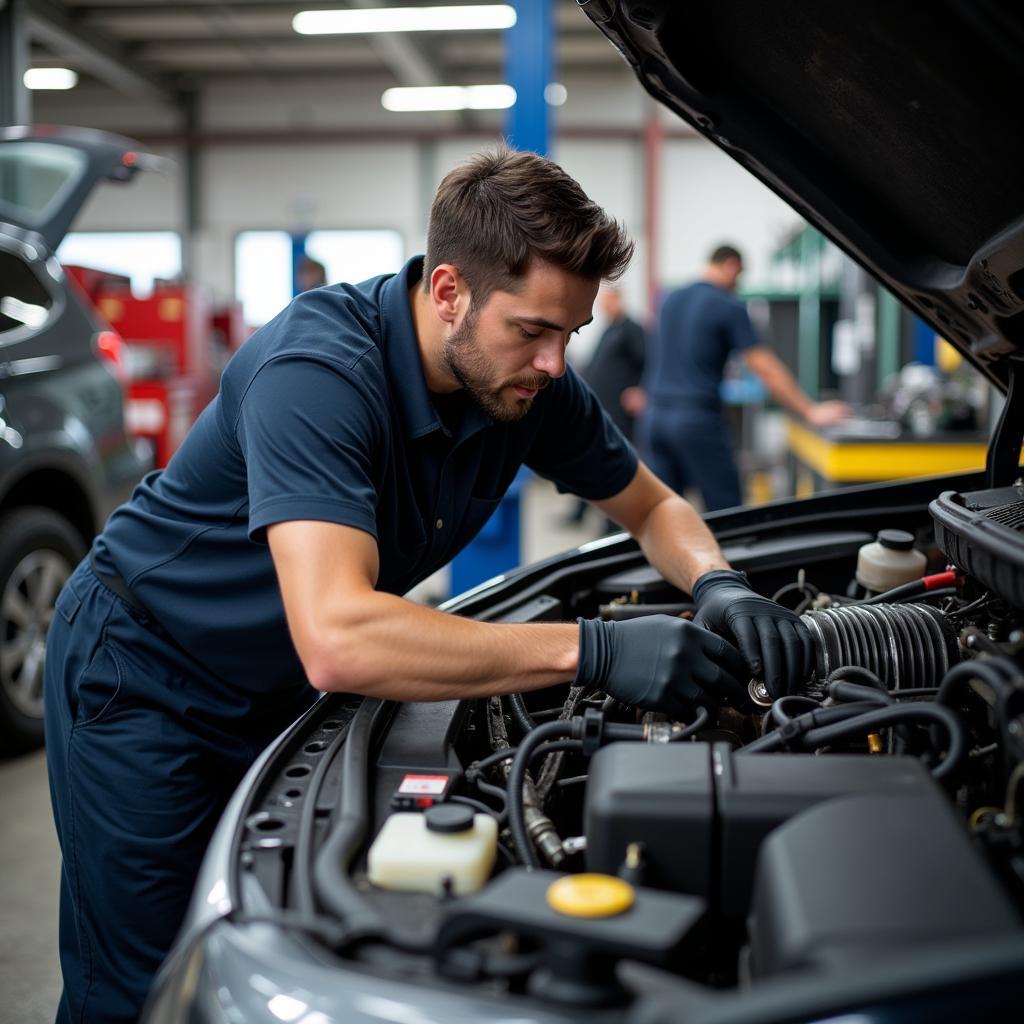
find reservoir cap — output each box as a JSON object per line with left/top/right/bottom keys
{"left": 546, "top": 873, "right": 636, "bottom": 918}
{"left": 424, "top": 803, "right": 475, "bottom": 834}
{"left": 877, "top": 529, "right": 915, "bottom": 551}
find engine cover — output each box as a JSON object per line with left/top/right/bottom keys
{"left": 585, "top": 742, "right": 936, "bottom": 917}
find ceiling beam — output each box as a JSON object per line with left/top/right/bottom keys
{"left": 342, "top": 0, "right": 444, "bottom": 88}
{"left": 24, "top": 0, "right": 180, "bottom": 105}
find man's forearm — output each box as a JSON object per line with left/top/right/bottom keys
{"left": 746, "top": 349, "right": 813, "bottom": 419}
{"left": 634, "top": 494, "right": 731, "bottom": 595}
{"left": 310, "top": 591, "right": 579, "bottom": 700}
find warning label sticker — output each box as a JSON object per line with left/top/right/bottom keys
{"left": 398, "top": 775, "right": 450, "bottom": 795}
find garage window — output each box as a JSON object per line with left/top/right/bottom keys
{"left": 57, "top": 231, "right": 183, "bottom": 296}
{"left": 235, "top": 229, "right": 403, "bottom": 329}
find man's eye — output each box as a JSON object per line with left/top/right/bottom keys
{"left": 520, "top": 327, "right": 541, "bottom": 340}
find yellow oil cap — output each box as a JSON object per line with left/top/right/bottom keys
{"left": 546, "top": 873, "right": 635, "bottom": 918}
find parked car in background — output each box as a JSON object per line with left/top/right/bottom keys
{"left": 0, "top": 126, "right": 151, "bottom": 751}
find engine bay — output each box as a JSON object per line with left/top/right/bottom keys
{"left": 227, "top": 477, "right": 1024, "bottom": 1017}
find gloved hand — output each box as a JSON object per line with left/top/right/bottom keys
{"left": 575, "top": 614, "right": 747, "bottom": 716}
{"left": 692, "top": 569, "right": 813, "bottom": 699}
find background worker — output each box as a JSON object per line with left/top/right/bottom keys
{"left": 565, "top": 284, "right": 647, "bottom": 526}
{"left": 584, "top": 284, "right": 647, "bottom": 439}
{"left": 298, "top": 255, "right": 328, "bottom": 291}
{"left": 44, "top": 150, "right": 812, "bottom": 1023}
{"left": 639, "top": 243, "right": 850, "bottom": 511}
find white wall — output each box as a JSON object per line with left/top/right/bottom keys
{"left": 660, "top": 141, "right": 801, "bottom": 289}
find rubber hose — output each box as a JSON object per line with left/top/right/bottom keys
{"left": 507, "top": 721, "right": 575, "bottom": 869}
{"left": 507, "top": 692, "right": 537, "bottom": 736}
{"left": 800, "top": 703, "right": 965, "bottom": 779}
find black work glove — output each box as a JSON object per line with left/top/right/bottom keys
{"left": 692, "top": 569, "right": 814, "bottom": 699}
{"left": 575, "top": 614, "right": 747, "bottom": 717}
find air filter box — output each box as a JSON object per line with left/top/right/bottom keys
{"left": 931, "top": 485, "right": 1024, "bottom": 606}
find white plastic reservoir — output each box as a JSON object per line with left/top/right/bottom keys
{"left": 367, "top": 805, "right": 498, "bottom": 896}
{"left": 855, "top": 528, "right": 927, "bottom": 593}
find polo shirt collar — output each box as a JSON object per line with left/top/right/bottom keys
{"left": 380, "top": 255, "right": 493, "bottom": 443}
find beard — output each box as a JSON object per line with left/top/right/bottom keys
{"left": 442, "top": 308, "right": 549, "bottom": 422}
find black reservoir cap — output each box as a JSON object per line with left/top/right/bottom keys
{"left": 425, "top": 803, "right": 475, "bottom": 834}
{"left": 878, "top": 528, "right": 915, "bottom": 550}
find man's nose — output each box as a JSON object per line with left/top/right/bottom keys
{"left": 532, "top": 340, "right": 566, "bottom": 378}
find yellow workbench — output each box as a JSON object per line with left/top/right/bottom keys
{"left": 786, "top": 419, "right": 989, "bottom": 496}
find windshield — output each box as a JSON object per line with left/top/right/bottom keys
{"left": 0, "top": 141, "right": 88, "bottom": 228}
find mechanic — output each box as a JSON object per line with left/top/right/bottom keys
{"left": 639, "top": 243, "right": 850, "bottom": 511}
{"left": 44, "top": 147, "right": 812, "bottom": 1024}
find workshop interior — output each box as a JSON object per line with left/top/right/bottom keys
{"left": 2, "top": 2, "right": 1023, "bottom": 1023}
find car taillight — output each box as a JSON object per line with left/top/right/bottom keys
{"left": 94, "top": 330, "right": 128, "bottom": 385}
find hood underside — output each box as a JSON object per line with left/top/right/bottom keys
{"left": 580, "top": 0, "right": 1024, "bottom": 393}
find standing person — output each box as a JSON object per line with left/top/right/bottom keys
{"left": 44, "top": 149, "right": 813, "bottom": 1023}
{"left": 565, "top": 285, "right": 647, "bottom": 525}
{"left": 639, "top": 243, "right": 849, "bottom": 511}
{"left": 584, "top": 285, "right": 647, "bottom": 440}
{"left": 297, "top": 255, "right": 328, "bottom": 291}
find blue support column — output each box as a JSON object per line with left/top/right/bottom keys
{"left": 503, "top": 0, "right": 553, "bottom": 155}
{"left": 450, "top": 1, "right": 553, "bottom": 598}
{"left": 291, "top": 233, "right": 308, "bottom": 296}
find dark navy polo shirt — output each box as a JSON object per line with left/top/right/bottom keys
{"left": 645, "top": 281, "right": 759, "bottom": 410}
{"left": 94, "top": 256, "right": 637, "bottom": 696}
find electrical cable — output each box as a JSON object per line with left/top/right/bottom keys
{"left": 863, "top": 570, "right": 959, "bottom": 605}
{"left": 448, "top": 794, "right": 504, "bottom": 821}
{"left": 469, "top": 746, "right": 518, "bottom": 775}
{"left": 671, "top": 705, "right": 709, "bottom": 739}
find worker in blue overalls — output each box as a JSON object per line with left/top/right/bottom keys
{"left": 639, "top": 243, "right": 850, "bottom": 511}
{"left": 44, "top": 148, "right": 814, "bottom": 1023}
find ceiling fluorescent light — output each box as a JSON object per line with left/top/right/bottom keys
{"left": 24, "top": 68, "right": 78, "bottom": 90}
{"left": 382, "top": 85, "right": 516, "bottom": 112}
{"left": 294, "top": 5, "right": 515, "bottom": 35}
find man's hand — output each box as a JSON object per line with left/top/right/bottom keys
{"left": 805, "top": 400, "right": 851, "bottom": 428}
{"left": 620, "top": 386, "right": 647, "bottom": 418}
{"left": 575, "top": 614, "right": 746, "bottom": 716}
{"left": 692, "top": 570, "right": 813, "bottom": 698}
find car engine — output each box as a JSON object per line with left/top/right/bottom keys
{"left": 223, "top": 480, "right": 1024, "bottom": 1015}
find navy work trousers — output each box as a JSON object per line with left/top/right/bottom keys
{"left": 44, "top": 559, "right": 314, "bottom": 1023}
{"left": 637, "top": 406, "right": 743, "bottom": 512}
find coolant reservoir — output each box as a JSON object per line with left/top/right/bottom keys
{"left": 855, "top": 529, "right": 927, "bottom": 593}
{"left": 367, "top": 805, "right": 497, "bottom": 895}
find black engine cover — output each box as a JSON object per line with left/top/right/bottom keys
{"left": 585, "top": 742, "right": 936, "bottom": 917}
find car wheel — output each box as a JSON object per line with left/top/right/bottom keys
{"left": 0, "top": 508, "right": 86, "bottom": 754}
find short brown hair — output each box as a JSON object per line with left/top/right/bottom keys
{"left": 709, "top": 244, "right": 743, "bottom": 265}
{"left": 424, "top": 143, "right": 634, "bottom": 306}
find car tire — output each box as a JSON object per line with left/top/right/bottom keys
{"left": 0, "top": 508, "right": 86, "bottom": 754}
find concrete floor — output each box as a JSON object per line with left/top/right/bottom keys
{"left": 0, "top": 749, "right": 62, "bottom": 1023}
{"left": 0, "top": 478, "right": 601, "bottom": 1024}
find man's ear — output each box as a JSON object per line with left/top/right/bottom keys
{"left": 430, "top": 264, "right": 469, "bottom": 326}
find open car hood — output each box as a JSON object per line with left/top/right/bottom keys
{"left": 579, "top": 0, "right": 1024, "bottom": 395}
{"left": 0, "top": 125, "right": 159, "bottom": 251}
